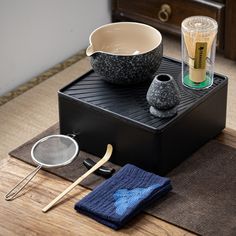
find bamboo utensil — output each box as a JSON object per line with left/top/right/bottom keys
{"left": 181, "top": 16, "right": 218, "bottom": 89}
{"left": 42, "top": 144, "right": 113, "bottom": 213}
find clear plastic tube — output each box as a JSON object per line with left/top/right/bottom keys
{"left": 181, "top": 16, "right": 218, "bottom": 89}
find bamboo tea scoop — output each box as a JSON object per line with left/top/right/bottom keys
{"left": 42, "top": 144, "right": 113, "bottom": 213}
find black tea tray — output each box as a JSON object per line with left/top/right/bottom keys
{"left": 58, "top": 57, "right": 228, "bottom": 175}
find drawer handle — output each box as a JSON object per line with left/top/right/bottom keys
{"left": 158, "top": 4, "right": 171, "bottom": 22}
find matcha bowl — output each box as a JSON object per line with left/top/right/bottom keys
{"left": 86, "top": 22, "right": 163, "bottom": 85}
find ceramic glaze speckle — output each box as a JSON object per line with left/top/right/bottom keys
{"left": 90, "top": 44, "right": 163, "bottom": 84}
{"left": 146, "top": 74, "right": 181, "bottom": 118}
{"left": 87, "top": 22, "right": 163, "bottom": 85}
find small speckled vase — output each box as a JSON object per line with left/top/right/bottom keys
{"left": 146, "top": 74, "right": 181, "bottom": 118}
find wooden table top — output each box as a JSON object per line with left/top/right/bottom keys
{"left": 0, "top": 57, "right": 235, "bottom": 236}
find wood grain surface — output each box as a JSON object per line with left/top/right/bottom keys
{"left": 0, "top": 38, "right": 235, "bottom": 235}
{"left": 113, "top": 0, "right": 225, "bottom": 48}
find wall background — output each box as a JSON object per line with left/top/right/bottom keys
{"left": 0, "top": 0, "right": 111, "bottom": 95}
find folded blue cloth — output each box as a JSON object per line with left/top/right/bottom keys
{"left": 75, "top": 164, "right": 172, "bottom": 230}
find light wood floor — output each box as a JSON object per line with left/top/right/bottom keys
{"left": 0, "top": 35, "right": 235, "bottom": 235}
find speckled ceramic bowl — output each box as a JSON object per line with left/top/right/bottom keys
{"left": 86, "top": 22, "right": 163, "bottom": 85}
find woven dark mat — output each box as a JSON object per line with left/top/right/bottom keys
{"left": 9, "top": 123, "right": 236, "bottom": 236}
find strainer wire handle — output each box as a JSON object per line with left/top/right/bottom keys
{"left": 5, "top": 165, "right": 42, "bottom": 201}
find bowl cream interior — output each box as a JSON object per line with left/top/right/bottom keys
{"left": 87, "top": 22, "right": 162, "bottom": 56}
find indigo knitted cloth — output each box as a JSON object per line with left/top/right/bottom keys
{"left": 74, "top": 164, "right": 172, "bottom": 229}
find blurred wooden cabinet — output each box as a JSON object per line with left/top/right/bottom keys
{"left": 112, "top": 0, "right": 236, "bottom": 60}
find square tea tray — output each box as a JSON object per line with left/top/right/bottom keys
{"left": 58, "top": 57, "right": 228, "bottom": 175}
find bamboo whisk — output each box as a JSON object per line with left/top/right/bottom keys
{"left": 182, "top": 16, "right": 218, "bottom": 83}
